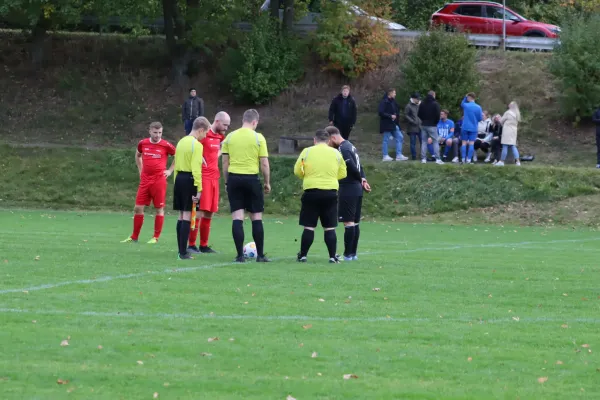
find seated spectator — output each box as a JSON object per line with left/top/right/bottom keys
{"left": 428, "top": 109, "right": 458, "bottom": 163}
{"left": 473, "top": 111, "right": 492, "bottom": 162}
{"left": 490, "top": 114, "right": 503, "bottom": 164}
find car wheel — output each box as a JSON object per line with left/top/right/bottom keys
{"left": 522, "top": 31, "right": 547, "bottom": 52}
{"left": 444, "top": 24, "right": 456, "bottom": 33}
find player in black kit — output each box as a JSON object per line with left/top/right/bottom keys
{"left": 326, "top": 126, "right": 371, "bottom": 261}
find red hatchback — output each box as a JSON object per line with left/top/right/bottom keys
{"left": 430, "top": 1, "right": 561, "bottom": 38}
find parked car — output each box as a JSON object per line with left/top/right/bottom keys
{"left": 430, "top": 1, "right": 560, "bottom": 38}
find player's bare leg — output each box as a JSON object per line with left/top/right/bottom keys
{"left": 147, "top": 207, "right": 165, "bottom": 244}
{"left": 122, "top": 205, "right": 145, "bottom": 243}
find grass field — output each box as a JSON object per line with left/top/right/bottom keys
{"left": 1, "top": 210, "right": 599, "bottom": 399}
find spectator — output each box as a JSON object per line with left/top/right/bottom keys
{"left": 379, "top": 89, "right": 409, "bottom": 162}
{"left": 496, "top": 101, "right": 521, "bottom": 166}
{"left": 418, "top": 91, "right": 443, "bottom": 164}
{"left": 474, "top": 110, "right": 493, "bottom": 163}
{"left": 454, "top": 113, "right": 463, "bottom": 161}
{"left": 404, "top": 92, "right": 422, "bottom": 160}
{"left": 460, "top": 93, "right": 483, "bottom": 164}
{"left": 182, "top": 88, "right": 204, "bottom": 134}
{"left": 328, "top": 85, "right": 358, "bottom": 140}
{"left": 432, "top": 110, "right": 458, "bottom": 163}
{"left": 490, "top": 114, "right": 503, "bottom": 165}
{"left": 593, "top": 105, "right": 600, "bottom": 168}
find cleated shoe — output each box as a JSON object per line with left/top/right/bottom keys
{"left": 121, "top": 237, "right": 138, "bottom": 243}
{"left": 187, "top": 246, "right": 201, "bottom": 254}
{"left": 200, "top": 246, "right": 217, "bottom": 254}
{"left": 147, "top": 237, "right": 159, "bottom": 244}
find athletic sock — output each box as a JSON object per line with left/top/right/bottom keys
{"left": 188, "top": 218, "right": 200, "bottom": 247}
{"left": 467, "top": 144, "right": 475, "bottom": 161}
{"left": 176, "top": 220, "right": 182, "bottom": 254}
{"left": 324, "top": 230, "right": 337, "bottom": 259}
{"left": 343, "top": 225, "right": 355, "bottom": 257}
{"left": 300, "top": 229, "right": 314, "bottom": 257}
{"left": 199, "top": 218, "right": 212, "bottom": 247}
{"left": 132, "top": 214, "right": 144, "bottom": 240}
{"left": 251, "top": 220, "right": 265, "bottom": 257}
{"left": 232, "top": 220, "right": 245, "bottom": 258}
{"left": 179, "top": 220, "right": 191, "bottom": 256}
{"left": 443, "top": 144, "right": 451, "bottom": 158}
{"left": 461, "top": 145, "right": 467, "bottom": 161}
{"left": 153, "top": 215, "right": 164, "bottom": 239}
{"left": 351, "top": 224, "right": 360, "bottom": 255}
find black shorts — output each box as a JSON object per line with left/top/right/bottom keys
{"left": 173, "top": 172, "right": 197, "bottom": 212}
{"left": 299, "top": 189, "right": 338, "bottom": 228}
{"left": 227, "top": 173, "right": 264, "bottom": 213}
{"left": 338, "top": 195, "right": 363, "bottom": 223}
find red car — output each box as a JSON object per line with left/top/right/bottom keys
{"left": 430, "top": 1, "right": 561, "bottom": 38}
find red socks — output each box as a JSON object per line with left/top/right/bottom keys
{"left": 188, "top": 218, "right": 201, "bottom": 247}
{"left": 200, "top": 218, "right": 212, "bottom": 247}
{"left": 132, "top": 214, "right": 144, "bottom": 240}
{"left": 154, "top": 215, "right": 165, "bottom": 239}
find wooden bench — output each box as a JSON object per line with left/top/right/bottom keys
{"left": 278, "top": 136, "right": 314, "bottom": 154}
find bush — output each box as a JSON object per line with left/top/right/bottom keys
{"left": 400, "top": 28, "right": 480, "bottom": 118}
{"left": 391, "top": 0, "right": 446, "bottom": 30}
{"left": 549, "top": 14, "right": 600, "bottom": 120}
{"left": 313, "top": 0, "right": 398, "bottom": 78}
{"left": 218, "top": 15, "right": 305, "bottom": 105}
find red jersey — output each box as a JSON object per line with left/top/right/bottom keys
{"left": 137, "top": 138, "right": 176, "bottom": 177}
{"left": 200, "top": 129, "right": 225, "bottom": 180}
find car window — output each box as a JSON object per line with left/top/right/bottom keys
{"left": 455, "top": 5, "right": 483, "bottom": 17}
{"left": 487, "top": 6, "right": 518, "bottom": 20}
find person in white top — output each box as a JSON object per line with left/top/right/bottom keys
{"left": 495, "top": 101, "right": 522, "bottom": 166}
{"left": 473, "top": 111, "right": 492, "bottom": 162}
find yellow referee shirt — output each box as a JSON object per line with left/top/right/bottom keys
{"left": 221, "top": 127, "right": 268, "bottom": 175}
{"left": 294, "top": 143, "right": 347, "bottom": 190}
{"left": 173, "top": 135, "right": 204, "bottom": 189}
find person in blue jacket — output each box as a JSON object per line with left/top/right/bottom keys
{"left": 460, "top": 93, "right": 483, "bottom": 164}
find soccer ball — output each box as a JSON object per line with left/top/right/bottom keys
{"left": 243, "top": 242, "right": 257, "bottom": 258}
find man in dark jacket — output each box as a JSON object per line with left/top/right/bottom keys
{"left": 182, "top": 88, "right": 205, "bottom": 135}
{"left": 404, "top": 92, "right": 422, "bottom": 160}
{"left": 417, "top": 90, "right": 442, "bottom": 164}
{"left": 593, "top": 106, "right": 600, "bottom": 168}
{"left": 329, "top": 85, "right": 357, "bottom": 140}
{"left": 378, "top": 88, "right": 408, "bottom": 162}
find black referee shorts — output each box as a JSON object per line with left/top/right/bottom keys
{"left": 173, "top": 172, "right": 197, "bottom": 212}
{"left": 338, "top": 195, "right": 363, "bottom": 223}
{"left": 227, "top": 173, "right": 264, "bottom": 213}
{"left": 299, "top": 189, "right": 338, "bottom": 229}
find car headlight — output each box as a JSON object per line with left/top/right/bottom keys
{"left": 551, "top": 27, "right": 561, "bottom": 34}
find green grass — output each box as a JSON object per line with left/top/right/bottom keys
{"left": 1, "top": 210, "right": 600, "bottom": 399}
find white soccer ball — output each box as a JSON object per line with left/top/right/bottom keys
{"left": 243, "top": 242, "right": 257, "bottom": 258}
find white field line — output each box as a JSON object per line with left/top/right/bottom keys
{"left": 1, "top": 236, "right": 599, "bottom": 296}
{"left": 0, "top": 307, "right": 599, "bottom": 325}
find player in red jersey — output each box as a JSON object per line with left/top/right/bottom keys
{"left": 188, "top": 111, "right": 231, "bottom": 253}
{"left": 122, "top": 122, "right": 176, "bottom": 244}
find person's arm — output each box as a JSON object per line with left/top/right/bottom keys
{"left": 461, "top": 96, "right": 468, "bottom": 108}
{"left": 378, "top": 100, "right": 391, "bottom": 119}
{"left": 222, "top": 154, "right": 229, "bottom": 183}
{"left": 337, "top": 154, "right": 348, "bottom": 181}
{"left": 500, "top": 112, "right": 508, "bottom": 125}
{"left": 258, "top": 135, "right": 270, "bottom": 193}
{"left": 293, "top": 150, "right": 305, "bottom": 179}
{"left": 135, "top": 150, "right": 143, "bottom": 176}
{"left": 191, "top": 144, "right": 203, "bottom": 192}
{"left": 164, "top": 159, "right": 175, "bottom": 178}
{"left": 448, "top": 122, "right": 455, "bottom": 139}
{"left": 342, "top": 146, "right": 362, "bottom": 181}
{"left": 198, "top": 97, "right": 205, "bottom": 117}
{"left": 404, "top": 104, "right": 417, "bottom": 124}
{"left": 328, "top": 99, "right": 335, "bottom": 124}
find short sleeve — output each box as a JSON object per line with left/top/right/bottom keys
{"left": 166, "top": 141, "right": 176, "bottom": 156}
{"left": 137, "top": 140, "right": 144, "bottom": 153}
{"left": 258, "top": 134, "right": 268, "bottom": 158}
{"left": 221, "top": 136, "right": 230, "bottom": 154}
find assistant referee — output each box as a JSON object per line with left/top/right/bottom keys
{"left": 173, "top": 116, "right": 210, "bottom": 260}
{"left": 293, "top": 129, "right": 347, "bottom": 263}
{"left": 222, "top": 109, "right": 271, "bottom": 263}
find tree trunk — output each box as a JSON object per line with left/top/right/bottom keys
{"left": 282, "top": 0, "right": 294, "bottom": 32}
{"left": 162, "top": 0, "right": 192, "bottom": 83}
{"left": 30, "top": 12, "right": 51, "bottom": 66}
{"left": 270, "top": 0, "right": 280, "bottom": 19}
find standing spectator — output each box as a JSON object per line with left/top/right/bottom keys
{"left": 474, "top": 110, "right": 493, "bottom": 163}
{"left": 418, "top": 90, "right": 443, "bottom": 164}
{"left": 434, "top": 110, "right": 458, "bottom": 162}
{"left": 328, "top": 85, "right": 357, "bottom": 140}
{"left": 490, "top": 114, "right": 503, "bottom": 164}
{"left": 182, "top": 88, "right": 205, "bottom": 135}
{"left": 404, "top": 92, "right": 422, "bottom": 160}
{"left": 593, "top": 106, "right": 600, "bottom": 168}
{"left": 379, "top": 89, "right": 409, "bottom": 162}
{"left": 460, "top": 93, "right": 483, "bottom": 164}
{"left": 496, "top": 101, "right": 521, "bottom": 166}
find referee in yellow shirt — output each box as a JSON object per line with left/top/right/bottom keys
{"left": 222, "top": 109, "right": 271, "bottom": 263}
{"left": 173, "top": 117, "right": 210, "bottom": 260}
{"left": 294, "top": 128, "right": 347, "bottom": 263}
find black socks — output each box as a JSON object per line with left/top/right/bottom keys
{"left": 176, "top": 220, "right": 182, "bottom": 254}
{"left": 344, "top": 225, "right": 355, "bottom": 257}
{"left": 351, "top": 224, "right": 360, "bottom": 255}
{"left": 178, "top": 220, "right": 191, "bottom": 256}
{"left": 251, "top": 220, "right": 265, "bottom": 257}
{"left": 232, "top": 220, "right": 245, "bottom": 258}
{"left": 324, "top": 229, "right": 337, "bottom": 258}
{"left": 300, "top": 229, "right": 315, "bottom": 257}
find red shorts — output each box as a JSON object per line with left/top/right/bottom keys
{"left": 200, "top": 179, "right": 220, "bottom": 213}
{"left": 135, "top": 177, "right": 167, "bottom": 208}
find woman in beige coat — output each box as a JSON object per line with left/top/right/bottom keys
{"left": 495, "top": 101, "right": 521, "bottom": 166}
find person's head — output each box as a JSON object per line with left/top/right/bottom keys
{"left": 466, "top": 92, "right": 476, "bottom": 102}
{"left": 440, "top": 109, "right": 449, "bottom": 121}
{"left": 242, "top": 109, "right": 260, "bottom": 130}
{"left": 341, "top": 85, "right": 350, "bottom": 98}
{"left": 387, "top": 88, "right": 396, "bottom": 99}
{"left": 314, "top": 129, "right": 330, "bottom": 146}
{"left": 428, "top": 90, "right": 436, "bottom": 99}
{"left": 148, "top": 122, "right": 163, "bottom": 143}
{"left": 212, "top": 111, "right": 231, "bottom": 135}
{"left": 189, "top": 88, "right": 197, "bottom": 97}
{"left": 508, "top": 101, "right": 521, "bottom": 122}
{"left": 191, "top": 116, "right": 211, "bottom": 140}
{"left": 493, "top": 113, "right": 502, "bottom": 123}
{"left": 483, "top": 110, "right": 490, "bottom": 120}
{"left": 325, "top": 126, "right": 343, "bottom": 148}
{"left": 410, "top": 92, "right": 421, "bottom": 104}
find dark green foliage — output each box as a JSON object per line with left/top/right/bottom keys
{"left": 400, "top": 28, "right": 481, "bottom": 119}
